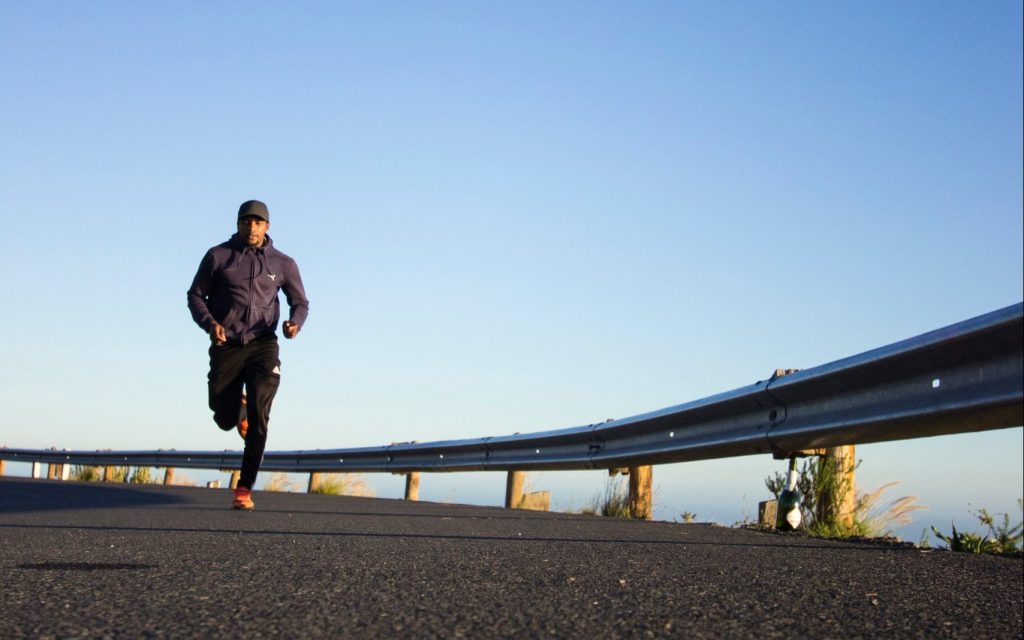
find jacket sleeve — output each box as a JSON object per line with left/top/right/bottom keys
{"left": 187, "top": 251, "right": 217, "bottom": 332}
{"left": 282, "top": 257, "right": 309, "bottom": 329}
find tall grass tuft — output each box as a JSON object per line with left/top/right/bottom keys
{"left": 262, "top": 472, "right": 302, "bottom": 493}
{"left": 129, "top": 467, "right": 158, "bottom": 484}
{"left": 582, "top": 477, "right": 632, "bottom": 518}
{"left": 69, "top": 465, "right": 102, "bottom": 481}
{"left": 309, "top": 473, "right": 375, "bottom": 497}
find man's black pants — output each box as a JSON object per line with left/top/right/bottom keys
{"left": 208, "top": 335, "right": 281, "bottom": 490}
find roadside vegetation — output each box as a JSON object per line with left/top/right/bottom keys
{"left": 926, "top": 499, "right": 1023, "bottom": 554}
{"left": 261, "top": 472, "right": 303, "bottom": 492}
{"left": 764, "top": 456, "right": 925, "bottom": 539}
{"left": 69, "top": 465, "right": 163, "bottom": 484}
{"left": 309, "top": 473, "right": 375, "bottom": 497}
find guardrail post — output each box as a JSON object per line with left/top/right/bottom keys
{"left": 505, "top": 470, "right": 525, "bottom": 508}
{"left": 31, "top": 462, "right": 41, "bottom": 478}
{"left": 0, "top": 459, "right": 5, "bottom": 476}
{"left": 307, "top": 472, "right": 322, "bottom": 493}
{"left": 47, "top": 464, "right": 57, "bottom": 480}
{"left": 229, "top": 471, "right": 241, "bottom": 490}
{"left": 404, "top": 472, "right": 420, "bottom": 501}
{"left": 627, "top": 465, "right": 653, "bottom": 520}
{"left": 60, "top": 464, "right": 70, "bottom": 481}
{"left": 759, "top": 500, "right": 778, "bottom": 527}
{"left": 163, "top": 468, "right": 175, "bottom": 485}
{"left": 102, "top": 466, "right": 113, "bottom": 482}
{"left": 819, "top": 445, "right": 856, "bottom": 527}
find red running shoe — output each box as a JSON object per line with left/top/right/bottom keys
{"left": 232, "top": 487, "right": 254, "bottom": 510}
{"left": 236, "top": 395, "right": 248, "bottom": 440}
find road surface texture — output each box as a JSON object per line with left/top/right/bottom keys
{"left": 1, "top": 477, "right": 1021, "bottom": 639}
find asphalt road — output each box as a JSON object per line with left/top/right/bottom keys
{"left": 1, "top": 477, "right": 1020, "bottom": 639}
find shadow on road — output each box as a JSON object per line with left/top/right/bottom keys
{"left": 0, "top": 478, "right": 189, "bottom": 513}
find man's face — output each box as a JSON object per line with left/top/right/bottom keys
{"left": 237, "top": 216, "right": 269, "bottom": 247}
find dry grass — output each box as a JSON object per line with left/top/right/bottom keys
{"left": 310, "top": 473, "right": 375, "bottom": 497}
{"left": 855, "top": 482, "right": 927, "bottom": 538}
{"left": 262, "top": 472, "right": 303, "bottom": 493}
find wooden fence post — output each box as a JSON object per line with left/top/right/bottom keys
{"left": 404, "top": 472, "right": 420, "bottom": 501}
{"left": 628, "top": 465, "right": 653, "bottom": 520}
{"left": 505, "top": 470, "right": 525, "bottom": 508}
{"left": 820, "top": 445, "right": 856, "bottom": 527}
{"left": 307, "top": 472, "right": 322, "bottom": 493}
{"left": 163, "top": 468, "right": 175, "bottom": 486}
{"left": 759, "top": 500, "right": 778, "bottom": 528}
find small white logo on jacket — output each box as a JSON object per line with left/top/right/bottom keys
{"left": 267, "top": 273, "right": 277, "bottom": 281}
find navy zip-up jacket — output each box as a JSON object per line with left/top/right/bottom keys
{"left": 187, "top": 234, "right": 309, "bottom": 345}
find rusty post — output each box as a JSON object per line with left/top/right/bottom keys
{"left": 102, "top": 466, "right": 113, "bottom": 482}
{"left": 627, "top": 465, "right": 653, "bottom": 520}
{"left": 505, "top": 470, "right": 525, "bottom": 509}
{"left": 0, "top": 459, "right": 5, "bottom": 476}
{"left": 163, "top": 468, "right": 175, "bottom": 486}
{"left": 229, "top": 471, "right": 241, "bottom": 490}
{"left": 404, "top": 472, "right": 420, "bottom": 501}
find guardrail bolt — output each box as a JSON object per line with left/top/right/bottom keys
{"left": 404, "top": 472, "right": 420, "bottom": 501}
{"left": 627, "top": 465, "right": 653, "bottom": 520}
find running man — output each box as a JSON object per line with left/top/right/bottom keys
{"left": 187, "top": 199, "right": 309, "bottom": 509}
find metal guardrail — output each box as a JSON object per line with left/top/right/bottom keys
{"left": 2, "top": 303, "right": 1021, "bottom": 474}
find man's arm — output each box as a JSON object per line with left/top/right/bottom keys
{"left": 187, "top": 251, "right": 226, "bottom": 344}
{"left": 281, "top": 257, "right": 309, "bottom": 339}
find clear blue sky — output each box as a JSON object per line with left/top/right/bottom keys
{"left": 1, "top": 1, "right": 1021, "bottom": 539}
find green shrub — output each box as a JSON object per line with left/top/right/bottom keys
{"left": 931, "top": 499, "right": 1023, "bottom": 554}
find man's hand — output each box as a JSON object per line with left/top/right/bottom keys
{"left": 283, "top": 321, "right": 299, "bottom": 339}
{"left": 209, "top": 322, "right": 227, "bottom": 345}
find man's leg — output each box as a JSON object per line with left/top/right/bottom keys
{"left": 208, "top": 343, "right": 246, "bottom": 431}
{"left": 238, "top": 336, "right": 281, "bottom": 490}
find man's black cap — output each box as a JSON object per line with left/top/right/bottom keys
{"left": 238, "top": 200, "right": 270, "bottom": 222}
